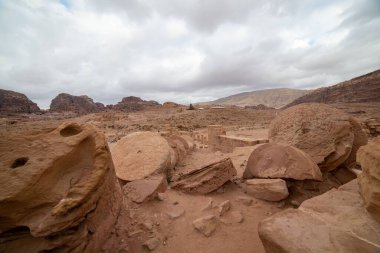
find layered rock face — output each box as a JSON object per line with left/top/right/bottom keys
{"left": 285, "top": 69, "right": 380, "bottom": 107}
{"left": 0, "top": 122, "right": 122, "bottom": 252}
{"left": 269, "top": 103, "right": 367, "bottom": 171}
{"left": 112, "top": 96, "right": 160, "bottom": 112}
{"left": 50, "top": 93, "right": 105, "bottom": 114}
{"left": 357, "top": 137, "right": 380, "bottom": 222}
{"left": 243, "top": 143, "right": 322, "bottom": 181}
{"left": 0, "top": 89, "right": 40, "bottom": 113}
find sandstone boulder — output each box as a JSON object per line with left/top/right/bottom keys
{"left": 50, "top": 93, "right": 104, "bottom": 114}
{"left": 0, "top": 89, "right": 40, "bottom": 113}
{"left": 245, "top": 179, "right": 289, "bottom": 201}
{"left": 0, "top": 122, "right": 122, "bottom": 253}
{"left": 243, "top": 143, "right": 322, "bottom": 181}
{"left": 192, "top": 215, "right": 219, "bottom": 237}
{"left": 123, "top": 175, "right": 168, "bottom": 203}
{"left": 171, "top": 158, "right": 237, "bottom": 194}
{"left": 357, "top": 137, "right": 380, "bottom": 222}
{"left": 258, "top": 180, "right": 380, "bottom": 253}
{"left": 111, "top": 132, "right": 172, "bottom": 181}
{"left": 269, "top": 103, "right": 366, "bottom": 171}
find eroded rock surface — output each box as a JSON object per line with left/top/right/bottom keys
{"left": 258, "top": 180, "right": 380, "bottom": 253}
{"left": 50, "top": 93, "right": 104, "bottom": 114}
{"left": 0, "top": 122, "right": 122, "bottom": 253}
{"left": 357, "top": 137, "right": 380, "bottom": 222}
{"left": 111, "top": 131, "right": 172, "bottom": 181}
{"left": 123, "top": 175, "right": 168, "bottom": 203}
{"left": 171, "top": 158, "right": 237, "bottom": 194}
{"left": 269, "top": 103, "right": 366, "bottom": 171}
{"left": 243, "top": 143, "right": 322, "bottom": 181}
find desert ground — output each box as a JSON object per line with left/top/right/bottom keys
{"left": 1, "top": 102, "right": 379, "bottom": 252}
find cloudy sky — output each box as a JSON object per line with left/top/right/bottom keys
{"left": 0, "top": 0, "right": 379, "bottom": 108}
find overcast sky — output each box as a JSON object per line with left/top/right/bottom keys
{"left": 0, "top": 0, "right": 379, "bottom": 108}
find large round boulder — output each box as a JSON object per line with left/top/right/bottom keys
{"left": 243, "top": 143, "right": 322, "bottom": 181}
{"left": 111, "top": 131, "right": 172, "bottom": 181}
{"left": 269, "top": 103, "right": 365, "bottom": 171}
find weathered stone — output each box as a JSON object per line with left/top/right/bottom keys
{"left": 50, "top": 93, "right": 104, "bottom": 114}
{"left": 357, "top": 137, "right": 380, "bottom": 222}
{"left": 143, "top": 237, "right": 161, "bottom": 251}
{"left": 165, "top": 207, "right": 185, "bottom": 219}
{"left": 269, "top": 103, "right": 366, "bottom": 171}
{"left": 245, "top": 179, "right": 289, "bottom": 201}
{"left": 0, "top": 122, "right": 122, "bottom": 253}
{"left": 113, "top": 96, "right": 160, "bottom": 112}
{"left": 258, "top": 180, "right": 380, "bottom": 253}
{"left": 171, "top": 158, "right": 237, "bottom": 194}
{"left": 123, "top": 175, "right": 167, "bottom": 203}
{"left": 243, "top": 143, "right": 322, "bottom": 181}
{"left": 235, "top": 196, "right": 253, "bottom": 206}
{"left": 202, "top": 198, "right": 214, "bottom": 211}
{"left": 111, "top": 132, "right": 172, "bottom": 181}
{"left": 192, "top": 215, "right": 219, "bottom": 237}
{"left": 218, "top": 200, "right": 231, "bottom": 216}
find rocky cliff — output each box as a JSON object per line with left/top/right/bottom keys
{"left": 285, "top": 69, "right": 380, "bottom": 108}
{"left": 112, "top": 96, "right": 160, "bottom": 112}
{"left": 50, "top": 93, "right": 105, "bottom": 114}
{"left": 0, "top": 89, "right": 40, "bottom": 113}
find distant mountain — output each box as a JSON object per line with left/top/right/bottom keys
{"left": 111, "top": 96, "right": 161, "bottom": 112}
{"left": 199, "top": 88, "right": 310, "bottom": 109}
{"left": 285, "top": 69, "right": 380, "bottom": 108}
{"left": 0, "top": 89, "right": 40, "bottom": 113}
{"left": 50, "top": 93, "right": 105, "bottom": 114}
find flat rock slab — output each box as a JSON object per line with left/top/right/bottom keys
{"left": 123, "top": 175, "right": 167, "bottom": 203}
{"left": 258, "top": 179, "right": 380, "bottom": 253}
{"left": 245, "top": 178, "right": 289, "bottom": 201}
{"left": 171, "top": 158, "right": 237, "bottom": 194}
{"left": 111, "top": 131, "right": 171, "bottom": 181}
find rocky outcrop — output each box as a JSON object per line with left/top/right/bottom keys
{"left": 0, "top": 122, "right": 122, "bottom": 253}
{"left": 357, "top": 137, "right": 380, "bottom": 222}
{"left": 50, "top": 93, "right": 104, "bottom": 114}
{"left": 112, "top": 96, "right": 160, "bottom": 112}
{"left": 244, "top": 104, "right": 275, "bottom": 110}
{"left": 0, "top": 89, "right": 40, "bottom": 113}
{"left": 243, "top": 143, "right": 322, "bottom": 181}
{"left": 111, "top": 132, "right": 172, "bottom": 182}
{"left": 171, "top": 158, "right": 237, "bottom": 194}
{"left": 364, "top": 118, "right": 380, "bottom": 137}
{"left": 258, "top": 180, "right": 380, "bottom": 253}
{"left": 245, "top": 179, "right": 289, "bottom": 201}
{"left": 285, "top": 69, "right": 380, "bottom": 108}
{"left": 269, "top": 103, "right": 367, "bottom": 171}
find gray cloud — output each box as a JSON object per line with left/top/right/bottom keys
{"left": 0, "top": 0, "right": 379, "bottom": 108}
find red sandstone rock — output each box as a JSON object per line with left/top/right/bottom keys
{"left": 0, "top": 89, "right": 40, "bottom": 113}
{"left": 0, "top": 122, "right": 122, "bottom": 252}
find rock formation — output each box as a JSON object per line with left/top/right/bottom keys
{"left": 50, "top": 93, "right": 104, "bottom": 114}
{"left": 0, "top": 122, "right": 122, "bottom": 252}
{"left": 357, "top": 137, "right": 380, "bottom": 222}
{"left": 0, "top": 89, "right": 40, "bottom": 113}
{"left": 285, "top": 69, "right": 380, "bottom": 108}
{"left": 269, "top": 103, "right": 367, "bottom": 171}
{"left": 244, "top": 179, "right": 289, "bottom": 201}
{"left": 243, "top": 143, "right": 322, "bottom": 181}
{"left": 258, "top": 180, "right": 380, "bottom": 253}
{"left": 112, "top": 96, "right": 160, "bottom": 112}
{"left": 171, "top": 158, "right": 237, "bottom": 194}
{"left": 111, "top": 131, "right": 172, "bottom": 181}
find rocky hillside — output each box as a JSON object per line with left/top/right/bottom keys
{"left": 285, "top": 69, "right": 380, "bottom": 108}
{"left": 0, "top": 89, "right": 40, "bottom": 113}
{"left": 112, "top": 96, "right": 161, "bottom": 112}
{"left": 50, "top": 93, "right": 105, "bottom": 114}
{"left": 199, "top": 88, "right": 310, "bottom": 109}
